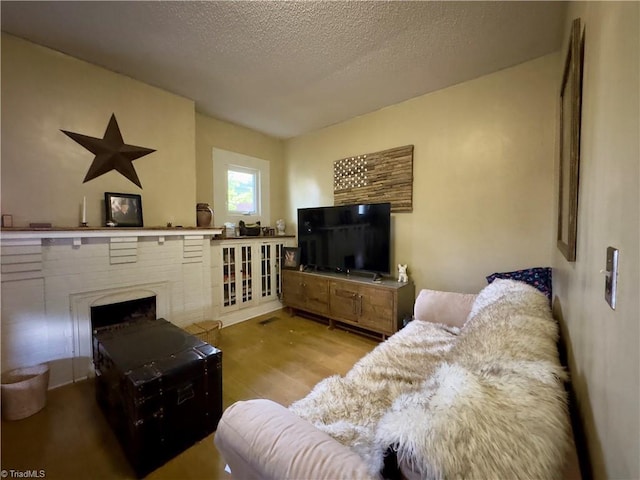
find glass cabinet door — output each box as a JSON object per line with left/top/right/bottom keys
{"left": 222, "top": 246, "right": 236, "bottom": 307}
{"left": 240, "top": 245, "right": 252, "bottom": 303}
{"left": 261, "top": 244, "right": 272, "bottom": 298}
{"left": 260, "top": 241, "right": 286, "bottom": 301}
{"left": 275, "top": 243, "right": 284, "bottom": 297}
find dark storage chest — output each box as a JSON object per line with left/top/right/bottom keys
{"left": 93, "top": 318, "right": 222, "bottom": 478}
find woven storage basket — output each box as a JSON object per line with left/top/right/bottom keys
{"left": 195, "top": 320, "right": 222, "bottom": 347}
{"left": 1, "top": 363, "right": 50, "bottom": 420}
{"left": 184, "top": 323, "right": 207, "bottom": 341}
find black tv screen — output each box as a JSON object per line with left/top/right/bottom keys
{"left": 297, "top": 203, "right": 391, "bottom": 275}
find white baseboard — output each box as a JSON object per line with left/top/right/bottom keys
{"left": 218, "top": 300, "right": 284, "bottom": 327}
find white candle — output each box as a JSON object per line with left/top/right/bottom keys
{"left": 82, "top": 196, "right": 87, "bottom": 224}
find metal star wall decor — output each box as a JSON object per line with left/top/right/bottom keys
{"left": 62, "top": 114, "right": 155, "bottom": 188}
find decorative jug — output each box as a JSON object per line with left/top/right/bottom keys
{"left": 196, "top": 203, "right": 213, "bottom": 227}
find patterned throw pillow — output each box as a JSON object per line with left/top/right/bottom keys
{"left": 486, "top": 267, "right": 552, "bottom": 300}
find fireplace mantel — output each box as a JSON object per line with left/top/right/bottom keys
{"left": 1, "top": 227, "right": 223, "bottom": 241}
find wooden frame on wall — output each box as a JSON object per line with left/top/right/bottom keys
{"left": 333, "top": 145, "right": 413, "bottom": 213}
{"left": 557, "top": 18, "right": 584, "bottom": 262}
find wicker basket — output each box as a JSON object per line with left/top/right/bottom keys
{"left": 184, "top": 320, "right": 222, "bottom": 347}
{"left": 196, "top": 320, "right": 222, "bottom": 346}
{"left": 184, "top": 323, "right": 207, "bottom": 340}
{"left": 1, "top": 363, "right": 50, "bottom": 421}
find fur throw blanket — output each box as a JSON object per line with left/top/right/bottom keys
{"left": 289, "top": 280, "right": 571, "bottom": 479}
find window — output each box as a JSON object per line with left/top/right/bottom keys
{"left": 228, "top": 166, "right": 259, "bottom": 215}
{"left": 213, "top": 148, "right": 270, "bottom": 226}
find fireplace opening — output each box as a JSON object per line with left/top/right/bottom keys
{"left": 91, "top": 295, "right": 157, "bottom": 334}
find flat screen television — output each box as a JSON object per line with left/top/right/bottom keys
{"left": 297, "top": 203, "right": 391, "bottom": 275}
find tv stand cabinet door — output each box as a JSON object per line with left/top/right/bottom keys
{"left": 282, "top": 271, "right": 305, "bottom": 310}
{"left": 303, "top": 275, "right": 329, "bottom": 314}
{"left": 329, "top": 282, "right": 359, "bottom": 322}
{"left": 282, "top": 271, "right": 329, "bottom": 315}
{"left": 357, "top": 286, "right": 394, "bottom": 334}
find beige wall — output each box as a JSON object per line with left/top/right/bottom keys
{"left": 195, "top": 113, "right": 286, "bottom": 227}
{"left": 1, "top": 34, "right": 197, "bottom": 227}
{"left": 285, "top": 54, "right": 559, "bottom": 293}
{"left": 552, "top": 3, "right": 640, "bottom": 479}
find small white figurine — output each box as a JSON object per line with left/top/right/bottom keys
{"left": 398, "top": 264, "right": 408, "bottom": 283}
{"left": 276, "top": 219, "right": 286, "bottom": 236}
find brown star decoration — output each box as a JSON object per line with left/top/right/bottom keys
{"left": 62, "top": 114, "right": 155, "bottom": 188}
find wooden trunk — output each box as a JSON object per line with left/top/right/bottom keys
{"left": 93, "top": 319, "right": 222, "bottom": 477}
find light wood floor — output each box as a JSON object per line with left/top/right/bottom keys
{"left": 1, "top": 310, "right": 377, "bottom": 479}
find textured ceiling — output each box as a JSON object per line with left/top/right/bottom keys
{"left": 1, "top": 1, "right": 567, "bottom": 139}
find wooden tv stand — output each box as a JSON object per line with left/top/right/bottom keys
{"left": 281, "top": 270, "right": 415, "bottom": 338}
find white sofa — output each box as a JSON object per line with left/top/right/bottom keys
{"left": 215, "top": 280, "right": 581, "bottom": 479}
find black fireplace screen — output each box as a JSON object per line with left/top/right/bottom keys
{"left": 91, "top": 295, "right": 156, "bottom": 333}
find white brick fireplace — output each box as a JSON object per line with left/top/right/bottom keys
{"left": 1, "top": 229, "right": 220, "bottom": 388}
{"left": 70, "top": 281, "right": 170, "bottom": 382}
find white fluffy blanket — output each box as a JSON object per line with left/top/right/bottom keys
{"left": 289, "top": 280, "right": 571, "bottom": 479}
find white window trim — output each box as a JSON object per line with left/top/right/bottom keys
{"left": 213, "top": 148, "right": 270, "bottom": 227}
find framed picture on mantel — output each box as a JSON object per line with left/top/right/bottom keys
{"left": 105, "top": 192, "right": 143, "bottom": 227}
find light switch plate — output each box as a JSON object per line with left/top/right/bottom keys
{"left": 604, "top": 246, "right": 619, "bottom": 310}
